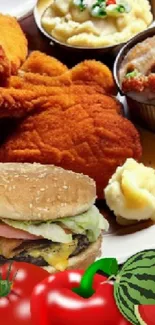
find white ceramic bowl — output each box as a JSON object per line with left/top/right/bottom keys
{"left": 34, "top": 0, "right": 155, "bottom": 56}
{"left": 0, "top": 0, "right": 37, "bottom": 19}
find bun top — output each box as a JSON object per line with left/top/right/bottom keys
{"left": 0, "top": 163, "right": 96, "bottom": 221}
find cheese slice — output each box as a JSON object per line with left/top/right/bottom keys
{"left": 29, "top": 240, "right": 77, "bottom": 271}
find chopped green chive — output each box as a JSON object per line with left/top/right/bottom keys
{"left": 125, "top": 70, "right": 139, "bottom": 78}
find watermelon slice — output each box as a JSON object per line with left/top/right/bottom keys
{"left": 135, "top": 305, "right": 155, "bottom": 325}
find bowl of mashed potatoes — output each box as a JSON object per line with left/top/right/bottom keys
{"left": 34, "top": 0, "right": 154, "bottom": 53}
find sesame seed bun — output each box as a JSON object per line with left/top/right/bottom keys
{"left": 0, "top": 163, "right": 96, "bottom": 221}
{"left": 42, "top": 235, "right": 102, "bottom": 273}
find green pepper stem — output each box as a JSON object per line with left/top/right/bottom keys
{"left": 72, "top": 258, "right": 118, "bottom": 298}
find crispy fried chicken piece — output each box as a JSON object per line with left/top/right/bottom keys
{"left": 71, "top": 60, "right": 116, "bottom": 95}
{"left": 20, "top": 51, "right": 68, "bottom": 77}
{"left": 6, "top": 76, "right": 104, "bottom": 93}
{"left": 0, "top": 14, "right": 28, "bottom": 76}
{"left": 0, "top": 45, "right": 10, "bottom": 84}
{"left": 12, "top": 71, "right": 73, "bottom": 87}
{"left": 0, "top": 102, "right": 142, "bottom": 198}
{"left": 0, "top": 86, "right": 122, "bottom": 118}
{"left": 11, "top": 60, "right": 116, "bottom": 94}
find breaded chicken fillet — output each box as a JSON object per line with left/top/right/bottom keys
{"left": 11, "top": 60, "right": 116, "bottom": 95}
{"left": 0, "top": 86, "right": 122, "bottom": 118}
{"left": 0, "top": 100, "right": 142, "bottom": 198}
{"left": 20, "top": 51, "right": 68, "bottom": 77}
{"left": 0, "top": 14, "right": 28, "bottom": 77}
{"left": 0, "top": 46, "right": 10, "bottom": 83}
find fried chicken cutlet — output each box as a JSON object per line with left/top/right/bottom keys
{"left": 20, "top": 51, "right": 68, "bottom": 77}
{"left": 0, "top": 50, "right": 139, "bottom": 198}
{"left": 9, "top": 60, "right": 116, "bottom": 95}
{"left": 0, "top": 86, "right": 122, "bottom": 118}
{"left": 0, "top": 99, "right": 142, "bottom": 198}
{"left": 0, "top": 14, "right": 28, "bottom": 77}
{"left": 0, "top": 46, "right": 10, "bottom": 83}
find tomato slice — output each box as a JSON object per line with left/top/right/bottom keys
{"left": 106, "top": 0, "right": 116, "bottom": 5}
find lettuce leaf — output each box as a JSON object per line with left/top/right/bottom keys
{"left": 2, "top": 219, "right": 72, "bottom": 243}
{"left": 2, "top": 205, "right": 109, "bottom": 243}
{"left": 57, "top": 206, "right": 109, "bottom": 242}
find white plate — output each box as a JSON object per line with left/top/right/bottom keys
{"left": 101, "top": 225, "right": 155, "bottom": 265}
{"left": 2, "top": 0, "right": 155, "bottom": 267}
{"left": 0, "top": 0, "right": 37, "bottom": 19}
{"left": 100, "top": 96, "right": 155, "bottom": 265}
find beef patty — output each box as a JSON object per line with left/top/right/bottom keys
{"left": 0, "top": 234, "right": 89, "bottom": 266}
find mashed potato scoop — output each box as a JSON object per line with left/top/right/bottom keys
{"left": 104, "top": 158, "right": 155, "bottom": 223}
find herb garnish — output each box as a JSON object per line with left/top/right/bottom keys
{"left": 91, "top": 0, "right": 107, "bottom": 18}
{"left": 125, "top": 70, "right": 140, "bottom": 78}
{"left": 73, "top": 0, "right": 87, "bottom": 12}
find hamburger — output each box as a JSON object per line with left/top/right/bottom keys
{"left": 0, "top": 163, "right": 109, "bottom": 273}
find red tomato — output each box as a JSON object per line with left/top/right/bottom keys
{"left": 0, "top": 262, "right": 49, "bottom": 325}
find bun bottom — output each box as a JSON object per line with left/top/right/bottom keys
{"left": 42, "top": 235, "right": 102, "bottom": 273}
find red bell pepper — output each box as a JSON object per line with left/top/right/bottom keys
{"left": 31, "top": 258, "right": 131, "bottom": 325}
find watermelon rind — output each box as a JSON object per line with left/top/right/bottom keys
{"left": 114, "top": 250, "right": 155, "bottom": 325}
{"left": 134, "top": 306, "right": 147, "bottom": 325}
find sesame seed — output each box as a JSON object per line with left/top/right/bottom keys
{"left": 39, "top": 173, "right": 46, "bottom": 178}
{"left": 29, "top": 204, "right": 33, "bottom": 208}
{"left": 40, "top": 188, "right": 45, "bottom": 191}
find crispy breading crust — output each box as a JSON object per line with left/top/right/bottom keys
{"left": 9, "top": 60, "right": 116, "bottom": 95}
{"left": 20, "top": 51, "right": 68, "bottom": 77}
{"left": 0, "top": 53, "right": 141, "bottom": 198}
{"left": 0, "top": 87, "right": 122, "bottom": 118}
{"left": 0, "top": 14, "right": 28, "bottom": 75}
{"left": 0, "top": 102, "right": 142, "bottom": 198}
{"left": 0, "top": 45, "right": 10, "bottom": 84}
